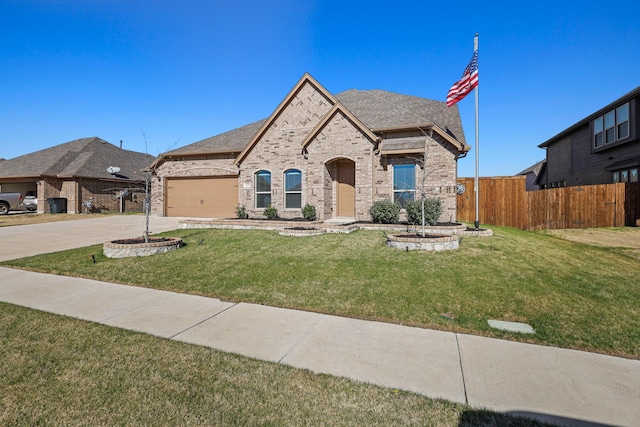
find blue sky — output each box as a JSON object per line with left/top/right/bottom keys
{"left": 2, "top": 1, "right": 639, "bottom": 178}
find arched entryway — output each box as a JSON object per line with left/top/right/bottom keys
{"left": 323, "top": 158, "right": 356, "bottom": 220}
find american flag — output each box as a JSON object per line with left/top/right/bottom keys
{"left": 446, "top": 49, "right": 478, "bottom": 107}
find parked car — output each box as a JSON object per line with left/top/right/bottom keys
{"left": 23, "top": 191, "right": 37, "bottom": 211}
{"left": 0, "top": 192, "right": 23, "bottom": 215}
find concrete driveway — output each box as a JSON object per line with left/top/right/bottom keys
{"left": 0, "top": 214, "right": 183, "bottom": 261}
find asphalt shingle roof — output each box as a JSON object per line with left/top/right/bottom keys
{"left": 0, "top": 137, "right": 154, "bottom": 181}
{"left": 336, "top": 89, "right": 466, "bottom": 144}
{"left": 164, "top": 120, "right": 267, "bottom": 156}
{"left": 165, "top": 88, "right": 466, "bottom": 156}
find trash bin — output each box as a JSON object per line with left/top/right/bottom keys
{"left": 47, "top": 197, "right": 67, "bottom": 214}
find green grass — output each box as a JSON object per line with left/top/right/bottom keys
{"left": 0, "top": 302, "right": 551, "bottom": 426}
{"left": 3, "top": 226, "right": 639, "bottom": 358}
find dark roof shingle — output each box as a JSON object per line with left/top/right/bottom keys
{"left": 336, "top": 89, "right": 466, "bottom": 144}
{"left": 165, "top": 87, "right": 466, "bottom": 156}
{"left": 164, "top": 120, "right": 267, "bottom": 156}
{"left": 0, "top": 137, "right": 154, "bottom": 180}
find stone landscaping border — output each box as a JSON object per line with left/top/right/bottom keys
{"left": 179, "top": 219, "right": 492, "bottom": 237}
{"left": 103, "top": 237, "right": 183, "bottom": 258}
{"left": 386, "top": 234, "right": 460, "bottom": 251}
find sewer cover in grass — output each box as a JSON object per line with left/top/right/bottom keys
{"left": 488, "top": 320, "right": 535, "bottom": 334}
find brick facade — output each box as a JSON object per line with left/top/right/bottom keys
{"left": 151, "top": 76, "right": 465, "bottom": 222}
{"left": 151, "top": 154, "right": 238, "bottom": 216}
{"left": 39, "top": 177, "right": 144, "bottom": 214}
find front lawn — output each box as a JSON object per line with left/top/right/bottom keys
{"left": 3, "top": 226, "right": 639, "bottom": 359}
{"left": 1, "top": 303, "right": 550, "bottom": 426}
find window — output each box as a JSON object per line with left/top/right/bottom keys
{"left": 393, "top": 164, "right": 415, "bottom": 208}
{"left": 613, "top": 168, "right": 638, "bottom": 183}
{"left": 594, "top": 102, "right": 630, "bottom": 148}
{"left": 284, "top": 169, "right": 302, "bottom": 209}
{"left": 594, "top": 117, "right": 603, "bottom": 148}
{"left": 605, "top": 111, "right": 615, "bottom": 144}
{"left": 617, "top": 103, "right": 629, "bottom": 139}
{"left": 620, "top": 170, "right": 629, "bottom": 183}
{"left": 255, "top": 171, "right": 271, "bottom": 208}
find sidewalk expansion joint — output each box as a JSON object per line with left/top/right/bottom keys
{"left": 168, "top": 302, "right": 240, "bottom": 340}
{"left": 455, "top": 334, "right": 469, "bottom": 405}
{"left": 98, "top": 293, "right": 178, "bottom": 324}
{"left": 277, "top": 316, "right": 323, "bottom": 364}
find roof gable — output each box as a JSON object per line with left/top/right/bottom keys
{"left": 301, "top": 103, "right": 379, "bottom": 149}
{"left": 235, "top": 73, "right": 337, "bottom": 165}
{"left": 156, "top": 74, "right": 468, "bottom": 160}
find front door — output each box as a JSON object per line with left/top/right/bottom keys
{"left": 336, "top": 160, "right": 355, "bottom": 217}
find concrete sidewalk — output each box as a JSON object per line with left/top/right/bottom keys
{"left": 1, "top": 216, "right": 639, "bottom": 426}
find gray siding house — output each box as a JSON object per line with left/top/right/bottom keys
{"left": 538, "top": 86, "right": 640, "bottom": 188}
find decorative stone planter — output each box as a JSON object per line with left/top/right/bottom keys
{"left": 103, "top": 237, "right": 183, "bottom": 258}
{"left": 386, "top": 234, "right": 459, "bottom": 251}
{"left": 278, "top": 227, "right": 324, "bottom": 237}
{"left": 460, "top": 227, "right": 493, "bottom": 237}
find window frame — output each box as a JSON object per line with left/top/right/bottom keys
{"left": 593, "top": 116, "right": 603, "bottom": 148}
{"left": 604, "top": 111, "right": 616, "bottom": 144}
{"left": 284, "top": 169, "right": 302, "bottom": 209}
{"left": 616, "top": 103, "right": 629, "bottom": 140}
{"left": 255, "top": 170, "right": 272, "bottom": 209}
{"left": 593, "top": 102, "right": 631, "bottom": 150}
{"left": 393, "top": 163, "right": 416, "bottom": 208}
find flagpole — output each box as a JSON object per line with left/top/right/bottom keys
{"left": 473, "top": 33, "right": 480, "bottom": 231}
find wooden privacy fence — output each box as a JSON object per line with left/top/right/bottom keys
{"left": 456, "top": 176, "right": 640, "bottom": 230}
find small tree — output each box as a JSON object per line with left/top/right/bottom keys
{"left": 407, "top": 132, "right": 446, "bottom": 237}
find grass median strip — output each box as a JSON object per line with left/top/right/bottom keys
{"left": 0, "top": 303, "right": 551, "bottom": 426}
{"left": 2, "top": 226, "right": 639, "bottom": 359}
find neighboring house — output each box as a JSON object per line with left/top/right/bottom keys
{"left": 537, "top": 86, "right": 640, "bottom": 188}
{"left": 150, "top": 73, "right": 470, "bottom": 222}
{"left": 0, "top": 137, "right": 153, "bottom": 213}
{"left": 517, "top": 160, "right": 546, "bottom": 191}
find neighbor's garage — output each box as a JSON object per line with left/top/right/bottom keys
{"left": 165, "top": 176, "right": 238, "bottom": 218}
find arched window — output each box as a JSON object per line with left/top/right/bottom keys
{"left": 284, "top": 169, "right": 302, "bottom": 209}
{"left": 255, "top": 170, "right": 271, "bottom": 208}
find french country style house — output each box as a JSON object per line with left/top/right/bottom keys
{"left": 150, "top": 73, "right": 470, "bottom": 222}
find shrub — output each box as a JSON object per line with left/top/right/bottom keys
{"left": 302, "top": 203, "right": 317, "bottom": 221}
{"left": 264, "top": 205, "right": 278, "bottom": 220}
{"left": 369, "top": 199, "right": 400, "bottom": 224}
{"left": 235, "top": 205, "right": 248, "bottom": 219}
{"left": 405, "top": 197, "right": 443, "bottom": 226}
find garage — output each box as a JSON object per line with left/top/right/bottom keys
{"left": 165, "top": 176, "right": 238, "bottom": 218}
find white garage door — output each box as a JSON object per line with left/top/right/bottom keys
{"left": 166, "top": 176, "right": 238, "bottom": 218}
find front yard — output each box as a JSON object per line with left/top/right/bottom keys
{"left": 3, "top": 225, "right": 639, "bottom": 359}
{"left": 0, "top": 302, "right": 551, "bottom": 426}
